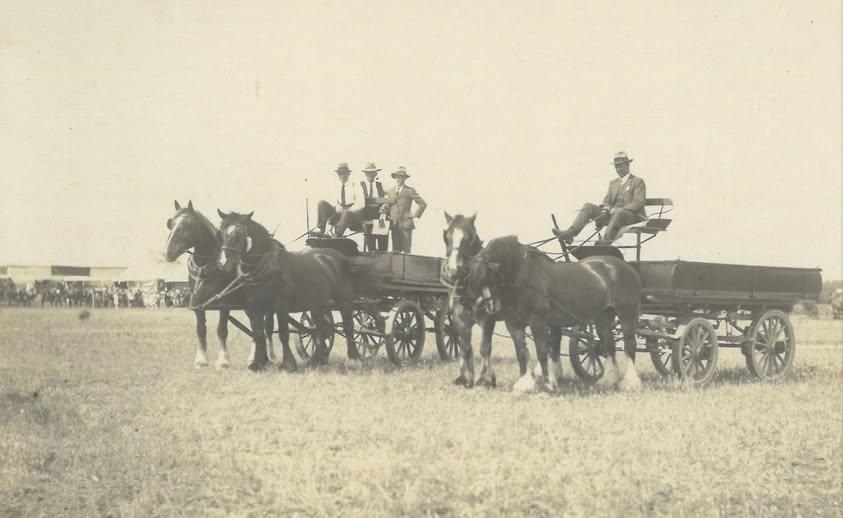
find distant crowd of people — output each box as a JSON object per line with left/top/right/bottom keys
{"left": 0, "top": 280, "right": 192, "bottom": 309}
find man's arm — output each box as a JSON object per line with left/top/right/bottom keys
{"left": 410, "top": 187, "right": 427, "bottom": 219}
{"left": 601, "top": 181, "right": 614, "bottom": 208}
{"left": 621, "top": 177, "right": 646, "bottom": 213}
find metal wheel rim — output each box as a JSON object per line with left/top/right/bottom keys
{"left": 297, "top": 312, "right": 335, "bottom": 359}
{"left": 570, "top": 324, "right": 604, "bottom": 383}
{"left": 676, "top": 320, "right": 717, "bottom": 383}
{"left": 352, "top": 309, "right": 383, "bottom": 359}
{"left": 393, "top": 308, "right": 423, "bottom": 360}
{"left": 750, "top": 312, "right": 794, "bottom": 380}
{"left": 441, "top": 311, "right": 460, "bottom": 360}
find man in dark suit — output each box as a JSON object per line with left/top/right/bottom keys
{"left": 553, "top": 151, "right": 647, "bottom": 244}
{"left": 359, "top": 162, "right": 389, "bottom": 251}
{"left": 384, "top": 166, "right": 427, "bottom": 253}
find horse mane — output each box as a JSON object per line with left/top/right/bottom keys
{"left": 473, "top": 235, "right": 524, "bottom": 285}
{"left": 192, "top": 210, "right": 219, "bottom": 245}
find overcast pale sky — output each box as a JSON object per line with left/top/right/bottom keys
{"left": 1, "top": 1, "right": 840, "bottom": 278}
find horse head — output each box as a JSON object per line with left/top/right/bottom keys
{"left": 442, "top": 211, "right": 483, "bottom": 285}
{"left": 165, "top": 200, "right": 203, "bottom": 262}
{"left": 217, "top": 210, "right": 256, "bottom": 273}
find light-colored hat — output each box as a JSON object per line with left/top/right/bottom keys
{"left": 362, "top": 162, "right": 381, "bottom": 174}
{"left": 613, "top": 152, "right": 633, "bottom": 165}
{"left": 391, "top": 166, "right": 410, "bottom": 178}
{"left": 335, "top": 162, "right": 351, "bottom": 174}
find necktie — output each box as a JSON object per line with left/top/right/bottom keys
{"left": 341, "top": 184, "right": 346, "bottom": 205}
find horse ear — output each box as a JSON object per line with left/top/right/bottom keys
{"left": 187, "top": 200, "right": 194, "bottom": 211}
{"left": 217, "top": 209, "right": 227, "bottom": 219}
{"left": 444, "top": 211, "right": 453, "bottom": 225}
{"left": 468, "top": 212, "right": 477, "bottom": 224}
{"left": 174, "top": 200, "right": 181, "bottom": 210}
{"left": 245, "top": 211, "right": 254, "bottom": 221}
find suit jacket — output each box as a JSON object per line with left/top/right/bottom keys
{"left": 360, "top": 180, "right": 386, "bottom": 220}
{"left": 602, "top": 174, "right": 647, "bottom": 220}
{"left": 385, "top": 184, "right": 427, "bottom": 230}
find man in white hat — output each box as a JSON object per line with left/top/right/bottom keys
{"left": 553, "top": 151, "right": 647, "bottom": 244}
{"left": 383, "top": 166, "right": 427, "bottom": 253}
{"left": 360, "top": 162, "right": 389, "bottom": 251}
{"left": 312, "top": 162, "right": 365, "bottom": 237}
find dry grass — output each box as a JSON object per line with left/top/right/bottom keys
{"left": 1, "top": 308, "right": 841, "bottom": 517}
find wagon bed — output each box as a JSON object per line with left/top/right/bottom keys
{"left": 635, "top": 260, "right": 822, "bottom": 308}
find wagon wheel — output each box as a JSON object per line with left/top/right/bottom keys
{"left": 672, "top": 318, "right": 718, "bottom": 385}
{"left": 745, "top": 309, "right": 795, "bottom": 381}
{"left": 352, "top": 308, "right": 384, "bottom": 360}
{"left": 434, "top": 302, "right": 461, "bottom": 361}
{"left": 648, "top": 337, "right": 676, "bottom": 377}
{"left": 568, "top": 324, "right": 604, "bottom": 384}
{"left": 384, "top": 300, "right": 426, "bottom": 365}
{"left": 294, "top": 311, "right": 335, "bottom": 360}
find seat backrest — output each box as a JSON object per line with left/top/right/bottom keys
{"left": 644, "top": 198, "right": 673, "bottom": 218}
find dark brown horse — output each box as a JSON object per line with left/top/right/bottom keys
{"left": 165, "top": 200, "right": 276, "bottom": 368}
{"left": 216, "top": 210, "right": 359, "bottom": 372}
{"left": 465, "top": 235, "right": 644, "bottom": 392}
{"left": 442, "top": 213, "right": 543, "bottom": 391}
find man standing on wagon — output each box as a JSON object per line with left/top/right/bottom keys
{"left": 360, "top": 162, "right": 389, "bottom": 251}
{"left": 312, "top": 162, "right": 365, "bottom": 237}
{"left": 552, "top": 151, "right": 647, "bottom": 244}
{"left": 384, "top": 166, "right": 427, "bottom": 253}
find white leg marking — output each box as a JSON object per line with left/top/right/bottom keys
{"left": 513, "top": 362, "right": 538, "bottom": 393}
{"left": 194, "top": 349, "right": 209, "bottom": 368}
{"left": 248, "top": 340, "right": 256, "bottom": 365}
{"left": 548, "top": 357, "right": 564, "bottom": 391}
{"left": 599, "top": 356, "right": 618, "bottom": 386}
{"left": 620, "top": 352, "right": 642, "bottom": 392}
{"left": 215, "top": 349, "right": 231, "bottom": 369}
{"left": 266, "top": 334, "right": 276, "bottom": 362}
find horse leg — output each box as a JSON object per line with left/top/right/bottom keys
{"left": 529, "top": 319, "right": 552, "bottom": 392}
{"left": 451, "top": 303, "right": 474, "bottom": 388}
{"left": 214, "top": 309, "right": 231, "bottom": 369}
{"left": 341, "top": 307, "right": 360, "bottom": 363}
{"left": 596, "top": 310, "right": 620, "bottom": 387}
{"left": 246, "top": 311, "right": 269, "bottom": 372}
{"left": 264, "top": 311, "right": 277, "bottom": 363}
{"left": 310, "top": 310, "right": 330, "bottom": 367}
{"left": 617, "top": 311, "right": 642, "bottom": 392}
{"left": 276, "top": 309, "right": 297, "bottom": 372}
{"left": 476, "top": 318, "right": 496, "bottom": 388}
{"left": 193, "top": 310, "right": 210, "bottom": 368}
{"left": 508, "top": 320, "right": 537, "bottom": 393}
{"left": 548, "top": 326, "right": 565, "bottom": 388}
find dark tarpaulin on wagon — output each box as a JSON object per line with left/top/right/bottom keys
{"left": 51, "top": 265, "right": 91, "bottom": 277}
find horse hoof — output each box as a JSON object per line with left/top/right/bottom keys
{"left": 453, "top": 376, "right": 473, "bottom": 388}
{"left": 247, "top": 362, "right": 266, "bottom": 373}
{"left": 215, "top": 361, "right": 231, "bottom": 370}
{"left": 476, "top": 377, "right": 488, "bottom": 387}
{"left": 193, "top": 362, "right": 208, "bottom": 369}
{"left": 512, "top": 376, "right": 537, "bottom": 394}
{"left": 345, "top": 359, "right": 361, "bottom": 371}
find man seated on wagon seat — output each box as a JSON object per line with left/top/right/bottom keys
{"left": 312, "top": 162, "right": 365, "bottom": 237}
{"left": 360, "top": 162, "right": 389, "bottom": 251}
{"left": 552, "top": 151, "right": 646, "bottom": 244}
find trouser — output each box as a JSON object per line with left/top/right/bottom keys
{"left": 364, "top": 231, "right": 389, "bottom": 252}
{"left": 568, "top": 203, "right": 643, "bottom": 241}
{"left": 391, "top": 226, "right": 413, "bottom": 253}
{"left": 316, "top": 200, "right": 362, "bottom": 236}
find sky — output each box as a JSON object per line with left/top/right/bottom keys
{"left": 1, "top": 1, "right": 841, "bottom": 278}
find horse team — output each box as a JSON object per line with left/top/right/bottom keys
{"left": 166, "top": 200, "right": 645, "bottom": 393}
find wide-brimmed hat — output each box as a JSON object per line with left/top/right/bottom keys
{"left": 613, "top": 152, "right": 633, "bottom": 165}
{"left": 335, "top": 162, "right": 351, "bottom": 174}
{"left": 391, "top": 166, "right": 410, "bottom": 178}
{"left": 362, "top": 162, "right": 381, "bottom": 174}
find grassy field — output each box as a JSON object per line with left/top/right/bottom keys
{"left": 1, "top": 308, "right": 841, "bottom": 517}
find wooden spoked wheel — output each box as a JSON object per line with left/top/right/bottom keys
{"left": 568, "top": 324, "right": 605, "bottom": 384}
{"left": 648, "top": 337, "right": 676, "bottom": 377}
{"left": 384, "top": 300, "right": 426, "bottom": 365}
{"left": 672, "top": 318, "right": 718, "bottom": 385}
{"left": 352, "top": 308, "right": 384, "bottom": 359}
{"left": 294, "top": 311, "right": 335, "bottom": 360}
{"left": 434, "top": 302, "right": 461, "bottom": 361}
{"left": 745, "top": 309, "right": 795, "bottom": 381}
